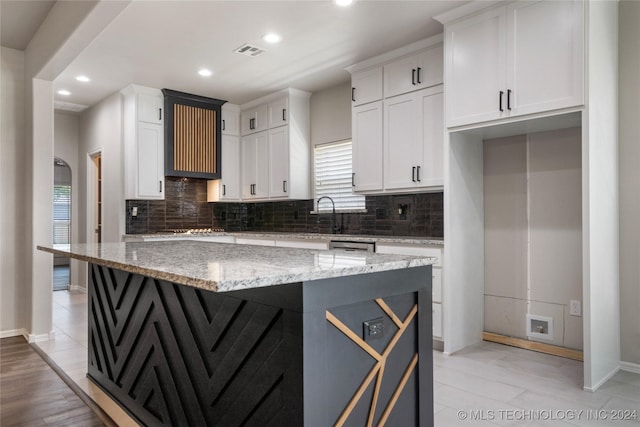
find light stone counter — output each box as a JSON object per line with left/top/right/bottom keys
{"left": 39, "top": 240, "right": 435, "bottom": 293}
{"left": 125, "top": 231, "right": 444, "bottom": 246}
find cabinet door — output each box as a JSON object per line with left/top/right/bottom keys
{"left": 384, "top": 92, "right": 421, "bottom": 190}
{"left": 221, "top": 106, "right": 240, "bottom": 136}
{"left": 137, "top": 122, "right": 164, "bottom": 198}
{"left": 445, "top": 7, "right": 507, "bottom": 127}
{"left": 240, "top": 105, "right": 268, "bottom": 135}
{"left": 268, "top": 126, "right": 289, "bottom": 198}
{"left": 507, "top": 1, "right": 584, "bottom": 116}
{"left": 268, "top": 97, "right": 289, "bottom": 128}
{"left": 418, "top": 88, "right": 444, "bottom": 188}
{"left": 416, "top": 44, "right": 444, "bottom": 89}
{"left": 384, "top": 55, "right": 419, "bottom": 98}
{"left": 352, "top": 101, "right": 383, "bottom": 192}
{"left": 351, "top": 67, "right": 383, "bottom": 106}
{"left": 219, "top": 135, "right": 240, "bottom": 200}
{"left": 137, "top": 93, "right": 163, "bottom": 124}
{"left": 242, "top": 131, "right": 269, "bottom": 199}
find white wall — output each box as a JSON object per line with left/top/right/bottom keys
{"left": 78, "top": 92, "right": 125, "bottom": 244}
{"left": 618, "top": 0, "right": 640, "bottom": 368}
{"left": 310, "top": 82, "right": 351, "bottom": 146}
{"left": 0, "top": 47, "right": 28, "bottom": 336}
{"left": 54, "top": 112, "right": 82, "bottom": 288}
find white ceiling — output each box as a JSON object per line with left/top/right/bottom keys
{"left": 6, "top": 1, "right": 470, "bottom": 108}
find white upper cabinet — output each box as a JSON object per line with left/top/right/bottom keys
{"left": 384, "top": 45, "right": 444, "bottom": 98}
{"left": 351, "top": 67, "right": 383, "bottom": 106}
{"left": 239, "top": 88, "right": 311, "bottom": 201}
{"left": 506, "top": 1, "right": 584, "bottom": 117}
{"left": 268, "top": 96, "right": 289, "bottom": 128}
{"left": 121, "top": 85, "right": 164, "bottom": 200}
{"left": 384, "top": 86, "right": 444, "bottom": 191}
{"left": 221, "top": 103, "right": 240, "bottom": 136}
{"left": 137, "top": 92, "right": 164, "bottom": 124}
{"left": 442, "top": 0, "right": 584, "bottom": 128}
{"left": 352, "top": 101, "right": 384, "bottom": 192}
{"left": 241, "top": 104, "right": 268, "bottom": 135}
{"left": 208, "top": 135, "right": 241, "bottom": 202}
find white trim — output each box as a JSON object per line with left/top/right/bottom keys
{"left": 620, "top": 361, "right": 640, "bottom": 374}
{"left": 345, "top": 34, "right": 443, "bottom": 74}
{"left": 239, "top": 87, "right": 311, "bottom": 111}
{"left": 433, "top": 0, "right": 502, "bottom": 25}
{"left": 0, "top": 328, "right": 28, "bottom": 339}
{"left": 27, "top": 330, "right": 56, "bottom": 343}
{"left": 69, "top": 285, "right": 88, "bottom": 293}
{"left": 583, "top": 365, "right": 619, "bottom": 392}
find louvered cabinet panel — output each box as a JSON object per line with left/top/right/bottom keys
{"left": 163, "top": 89, "right": 226, "bottom": 179}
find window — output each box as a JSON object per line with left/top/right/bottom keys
{"left": 314, "top": 141, "right": 365, "bottom": 212}
{"left": 53, "top": 185, "right": 71, "bottom": 245}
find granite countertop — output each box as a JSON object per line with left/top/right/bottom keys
{"left": 38, "top": 241, "right": 435, "bottom": 293}
{"left": 126, "top": 231, "right": 444, "bottom": 246}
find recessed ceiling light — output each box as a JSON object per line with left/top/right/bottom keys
{"left": 198, "top": 68, "right": 213, "bottom": 77}
{"left": 262, "top": 33, "right": 281, "bottom": 44}
{"left": 57, "top": 89, "right": 71, "bottom": 96}
{"left": 335, "top": 0, "right": 353, "bottom": 6}
{"left": 75, "top": 75, "right": 90, "bottom": 82}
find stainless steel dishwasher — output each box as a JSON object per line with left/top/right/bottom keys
{"left": 328, "top": 240, "right": 376, "bottom": 253}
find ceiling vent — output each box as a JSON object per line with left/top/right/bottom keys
{"left": 233, "top": 43, "right": 266, "bottom": 57}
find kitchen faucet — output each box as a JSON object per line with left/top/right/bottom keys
{"left": 317, "top": 196, "right": 341, "bottom": 234}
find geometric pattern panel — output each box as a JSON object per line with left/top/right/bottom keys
{"left": 88, "top": 264, "right": 301, "bottom": 426}
{"left": 325, "top": 294, "right": 419, "bottom": 427}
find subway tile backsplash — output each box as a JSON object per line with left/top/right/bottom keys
{"left": 126, "top": 177, "right": 443, "bottom": 237}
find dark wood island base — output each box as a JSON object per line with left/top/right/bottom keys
{"left": 87, "top": 263, "right": 433, "bottom": 427}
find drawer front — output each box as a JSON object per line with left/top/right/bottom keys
{"left": 375, "top": 244, "right": 442, "bottom": 266}
{"left": 432, "top": 303, "right": 443, "bottom": 339}
{"left": 432, "top": 266, "right": 442, "bottom": 303}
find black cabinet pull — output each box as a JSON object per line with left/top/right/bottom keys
{"left": 351, "top": 87, "right": 356, "bottom": 102}
{"left": 222, "top": 119, "right": 226, "bottom": 131}
{"left": 352, "top": 173, "right": 355, "bottom": 187}
{"left": 222, "top": 184, "right": 226, "bottom": 196}
{"left": 507, "top": 89, "right": 512, "bottom": 110}
{"left": 252, "top": 184, "right": 255, "bottom": 195}
{"left": 159, "top": 108, "right": 162, "bottom": 121}
{"left": 282, "top": 109, "right": 287, "bottom": 121}
{"left": 412, "top": 166, "right": 416, "bottom": 182}
{"left": 416, "top": 166, "right": 421, "bottom": 182}
{"left": 417, "top": 67, "right": 422, "bottom": 84}
{"left": 159, "top": 181, "right": 162, "bottom": 193}
{"left": 412, "top": 69, "right": 416, "bottom": 85}
{"left": 499, "top": 91, "right": 504, "bottom": 112}
{"left": 283, "top": 180, "right": 287, "bottom": 193}
{"left": 249, "top": 118, "right": 255, "bottom": 130}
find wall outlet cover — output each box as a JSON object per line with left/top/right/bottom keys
{"left": 363, "top": 318, "right": 384, "bottom": 341}
{"left": 569, "top": 300, "right": 581, "bottom": 316}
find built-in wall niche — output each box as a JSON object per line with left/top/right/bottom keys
{"left": 483, "top": 126, "right": 582, "bottom": 352}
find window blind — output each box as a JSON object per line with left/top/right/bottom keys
{"left": 53, "top": 185, "right": 71, "bottom": 244}
{"left": 314, "top": 141, "right": 365, "bottom": 212}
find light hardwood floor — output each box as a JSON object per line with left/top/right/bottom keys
{"left": 39, "top": 290, "right": 640, "bottom": 426}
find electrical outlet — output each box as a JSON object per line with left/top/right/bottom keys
{"left": 363, "top": 318, "right": 384, "bottom": 341}
{"left": 570, "top": 300, "right": 581, "bottom": 316}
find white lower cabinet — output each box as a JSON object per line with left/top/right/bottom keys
{"left": 376, "top": 243, "right": 444, "bottom": 341}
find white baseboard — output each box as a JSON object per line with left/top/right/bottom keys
{"left": 584, "top": 365, "right": 620, "bottom": 392}
{"left": 620, "top": 361, "right": 640, "bottom": 374}
{"left": 69, "top": 285, "right": 87, "bottom": 293}
{"left": 27, "top": 330, "right": 56, "bottom": 343}
{"left": 0, "top": 328, "right": 28, "bottom": 339}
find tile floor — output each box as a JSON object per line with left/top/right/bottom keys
{"left": 40, "top": 290, "right": 640, "bottom": 427}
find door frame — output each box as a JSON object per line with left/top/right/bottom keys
{"left": 87, "top": 148, "right": 102, "bottom": 245}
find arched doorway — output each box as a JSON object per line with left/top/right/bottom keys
{"left": 53, "top": 157, "right": 72, "bottom": 291}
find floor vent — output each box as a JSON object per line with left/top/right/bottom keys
{"left": 233, "top": 44, "right": 266, "bottom": 57}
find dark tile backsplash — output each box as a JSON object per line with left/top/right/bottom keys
{"left": 126, "top": 177, "right": 443, "bottom": 237}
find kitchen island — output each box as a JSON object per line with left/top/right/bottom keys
{"left": 39, "top": 240, "right": 435, "bottom": 427}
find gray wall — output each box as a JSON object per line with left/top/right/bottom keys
{"left": 310, "top": 81, "right": 351, "bottom": 146}
{"left": 0, "top": 47, "right": 28, "bottom": 334}
{"left": 484, "top": 127, "right": 583, "bottom": 350}
{"left": 619, "top": 0, "right": 640, "bottom": 366}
